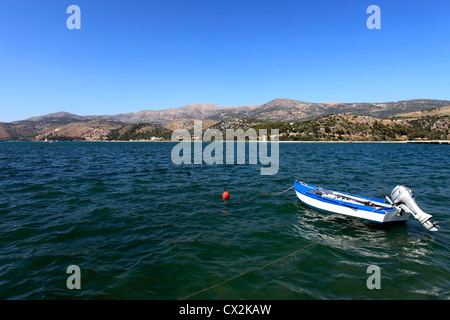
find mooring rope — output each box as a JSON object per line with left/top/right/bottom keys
{"left": 178, "top": 219, "right": 354, "bottom": 300}
{"left": 259, "top": 185, "right": 294, "bottom": 197}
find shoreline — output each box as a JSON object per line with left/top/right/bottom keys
{"left": 2, "top": 140, "right": 449, "bottom": 144}
{"left": 278, "top": 140, "right": 450, "bottom": 144}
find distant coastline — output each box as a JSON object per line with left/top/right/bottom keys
{"left": 1, "top": 99, "right": 449, "bottom": 143}
{"left": 278, "top": 140, "right": 450, "bottom": 144}
{"left": 2, "top": 140, "right": 449, "bottom": 145}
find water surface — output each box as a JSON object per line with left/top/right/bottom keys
{"left": 0, "top": 142, "right": 448, "bottom": 299}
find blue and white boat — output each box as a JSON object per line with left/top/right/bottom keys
{"left": 293, "top": 181, "right": 439, "bottom": 231}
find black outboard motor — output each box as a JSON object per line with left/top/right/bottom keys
{"left": 391, "top": 185, "right": 439, "bottom": 231}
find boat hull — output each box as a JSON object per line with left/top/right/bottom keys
{"left": 294, "top": 181, "right": 410, "bottom": 224}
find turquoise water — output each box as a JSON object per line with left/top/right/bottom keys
{"left": 0, "top": 142, "right": 449, "bottom": 299}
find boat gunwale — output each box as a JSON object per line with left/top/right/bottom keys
{"left": 293, "top": 181, "right": 396, "bottom": 214}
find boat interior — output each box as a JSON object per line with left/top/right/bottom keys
{"left": 306, "top": 188, "right": 391, "bottom": 209}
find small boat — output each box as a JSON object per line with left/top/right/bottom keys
{"left": 293, "top": 181, "right": 439, "bottom": 231}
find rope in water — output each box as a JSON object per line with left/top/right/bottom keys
{"left": 259, "top": 185, "right": 294, "bottom": 196}
{"left": 178, "top": 219, "right": 355, "bottom": 300}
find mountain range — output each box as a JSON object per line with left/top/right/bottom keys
{"left": 0, "top": 98, "right": 449, "bottom": 141}
{"left": 18, "top": 98, "right": 450, "bottom": 124}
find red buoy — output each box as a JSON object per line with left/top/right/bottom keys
{"left": 222, "top": 190, "right": 229, "bottom": 200}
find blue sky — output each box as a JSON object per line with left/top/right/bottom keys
{"left": 0, "top": 0, "right": 449, "bottom": 122}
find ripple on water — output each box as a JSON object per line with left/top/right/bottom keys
{"left": 0, "top": 142, "right": 448, "bottom": 299}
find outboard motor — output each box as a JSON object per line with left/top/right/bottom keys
{"left": 391, "top": 185, "right": 439, "bottom": 231}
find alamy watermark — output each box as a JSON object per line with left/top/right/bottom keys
{"left": 66, "top": 5, "right": 81, "bottom": 30}
{"left": 366, "top": 265, "right": 381, "bottom": 289}
{"left": 66, "top": 265, "right": 81, "bottom": 290}
{"left": 367, "top": 5, "right": 381, "bottom": 30}
{"left": 170, "top": 121, "right": 279, "bottom": 175}
{"left": 65, "top": 4, "right": 380, "bottom": 31}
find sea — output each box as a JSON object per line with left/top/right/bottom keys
{"left": 0, "top": 141, "right": 449, "bottom": 300}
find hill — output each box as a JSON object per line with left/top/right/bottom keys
{"left": 42, "top": 120, "right": 124, "bottom": 141}
{"left": 96, "top": 103, "right": 259, "bottom": 124}
{"left": 1, "top": 98, "right": 449, "bottom": 141}
{"left": 390, "top": 105, "right": 450, "bottom": 120}
{"left": 249, "top": 113, "right": 449, "bottom": 141}
{"left": 241, "top": 98, "right": 450, "bottom": 122}
{"left": 163, "top": 118, "right": 218, "bottom": 132}
{"left": 106, "top": 123, "right": 172, "bottom": 141}
{"left": 95, "top": 98, "right": 450, "bottom": 124}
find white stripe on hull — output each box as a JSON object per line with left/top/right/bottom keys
{"left": 295, "top": 191, "right": 410, "bottom": 224}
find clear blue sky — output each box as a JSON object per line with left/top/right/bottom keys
{"left": 0, "top": 0, "right": 449, "bottom": 122}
